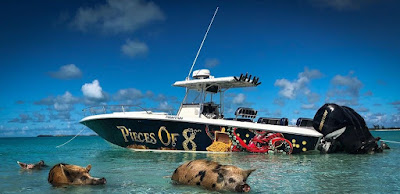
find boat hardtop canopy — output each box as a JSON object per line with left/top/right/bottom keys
{"left": 173, "top": 70, "right": 261, "bottom": 91}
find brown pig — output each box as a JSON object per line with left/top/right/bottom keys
{"left": 17, "top": 160, "right": 47, "bottom": 170}
{"left": 48, "top": 163, "right": 106, "bottom": 186}
{"left": 172, "top": 159, "right": 255, "bottom": 192}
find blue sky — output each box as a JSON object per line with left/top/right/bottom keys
{"left": 1, "top": 0, "right": 399, "bottom": 137}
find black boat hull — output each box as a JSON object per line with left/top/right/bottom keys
{"left": 81, "top": 118, "right": 319, "bottom": 154}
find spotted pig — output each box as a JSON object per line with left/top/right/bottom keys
{"left": 48, "top": 163, "right": 106, "bottom": 186}
{"left": 171, "top": 159, "right": 255, "bottom": 192}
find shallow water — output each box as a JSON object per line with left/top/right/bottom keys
{"left": 1, "top": 131, "right": 399, "bottom": 193}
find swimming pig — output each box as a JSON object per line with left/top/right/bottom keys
{"left": 17, "top": 160, "right": 47, "bottom": 170}
{"left": 48, "top": 163, "right": 106, "bottom": 186}
{"left": 172, "top": 159, "right": 255, "bottom": 192}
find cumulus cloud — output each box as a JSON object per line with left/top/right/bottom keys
{"left": 156, "top": 101, "right": 174, "bottom": 112}
{"left": 204, "top": 58, "right": 220, "bottom": 68}
{"left": 326, "top": 72, "right": 363, "bottom": 106}
{"left": 49, "top": 64, "right": 82, "bottom": 80}
{"left": 33, "top": 112, "right": 46, "bottom": 122}
{"left": 233, "top": 93, "right": 246, "bottom": 105}
{"left": 274, "top": 67, "right": 322, "bottom": 108}
{"left": 113, "top": 88, "right": 143, "bottom": 105}
{"left": 9, "top": 114, "right": 32, "bottom": 123}
{"left": 34, "top": 91, "right": 80, "bottom": 121}
{"left": 364, "top": 113, "right": 387, "bottom": 127}
{"left": 9, "top": 112, "right": 47, "bottom": 123}
{"left": 82, "top": 80, "right": 104, "bottom": 99}
{"left": 71, "top": 0, "right": 165, "bottom": 34}
{"left": 121, "top": 39, "right": 149, "bottom": 58}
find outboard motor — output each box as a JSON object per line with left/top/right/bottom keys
{"left": 313, "top": 103, "right": 387, "bottom": 154}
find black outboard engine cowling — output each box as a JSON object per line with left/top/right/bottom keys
{"left": 313, "top": 103, "right": 380, "bottom": 154}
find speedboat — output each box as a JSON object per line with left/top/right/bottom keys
{"left": 79, "top": 7, "right": 323, "bottom": 154}
{"left": 80, "top": 69, "right": 323, "bottom": 154}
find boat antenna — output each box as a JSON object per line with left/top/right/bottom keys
{"left": 187, "top": 7, "right": 219, "bottom": 80}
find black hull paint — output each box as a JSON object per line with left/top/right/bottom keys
{"left": 81, "top": 118, "right": 319, "bottom": 154}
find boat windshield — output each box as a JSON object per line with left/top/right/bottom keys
{"left": 182, "top": 88, "right": 221, "bottom": 105}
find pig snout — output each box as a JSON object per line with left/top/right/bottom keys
{"left": 235, "top": 184, "right": 251, "bottom": 192}
{"left": 93, "top": 177, "right": 106, "bottom": 185}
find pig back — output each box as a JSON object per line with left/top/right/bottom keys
{"left": 48, "top": 163, "right": 70, "bottom": 186}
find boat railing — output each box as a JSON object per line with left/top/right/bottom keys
{"left": 82, "top": 105, "right": 152, "bottom": 116}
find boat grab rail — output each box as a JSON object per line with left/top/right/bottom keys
{"left": 82, "top": 105, "right": 152, "bottom": 116}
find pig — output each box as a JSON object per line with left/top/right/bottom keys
{"left": 48, "top": 163, "right": 106, "bottom": 186}
{"left": 17, "top": 160, "right": 47, "bottom": 170}
{"left": 171, "top": 159, "right": 255, "bottom": 192}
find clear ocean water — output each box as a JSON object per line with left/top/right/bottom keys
{"left": 1, "top": 131, "right": 399, "bottom": 193}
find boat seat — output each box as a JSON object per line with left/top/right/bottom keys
{"left": 296, "top": 118, "right": 313, "bottom": 127}
{"left": 202, "top": 102, "right": 220, "bottom": 119}
{"left": 257, "top": 117, "right": 288, "bottom": 126}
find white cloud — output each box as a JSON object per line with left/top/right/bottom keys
{"left": 275, "top": 79, "right": 296, "bottom": 99}
{"left": 301, "top": 104, "right": 318, "bottom": 110}
{"left": 204, "top": 58, "right": 220, "bottom": 68}
{"left": 290, "top": 119, "right": 298, "bottom": 126}
{"left": 82, "top": 80, "right": 104, "bottom": 99}
{"left": 121, "top": 39, "right": 149, "bottom": 57}
{"left": 233, "top": 93, "right": 246, "bottom": 105}
{"left": 71, "top": 0, "right": 165, "bottom": 34}
{"left": 157, "top": 101, "right": 174, "bottom": 112}
{"left": 274, "top": 67, "right": 322, "bottom": 103}
{"left": 49, "top": 64, "right": 82, "bottom": 79}
{"left": 34, "top": 91, "right": 80, "bottom": 121}
{"left": 8, "top": 114, "right": 32, "bottom": 123}
{"left": 114, "top": 88, "right": 143, "bottom": 104}
{"left": 326, "top": 72, "right": 363, "bottom": 106}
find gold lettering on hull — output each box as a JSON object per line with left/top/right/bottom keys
{"left": 182, "top": 128, "right": 201, "bottom": 151}
{"left": 158, "top": 126, "right": 179, "bottom": 147}
{"left": 117, "top": 126, "right": 200, "bottom": 150}
{"left": 117, "top": 126, "right": 157, "bottom": 144}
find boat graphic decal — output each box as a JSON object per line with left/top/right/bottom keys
{"left": 226, "top": 127, "right": 293, "bottom": 154}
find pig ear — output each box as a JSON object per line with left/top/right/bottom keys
{"left": 60, "top": 164, "right": 70, "bottom": 177}
{"left": 86, "top": 164, "right": 92, "bottom": 172}
{"left": 243, "top": 169, "right": 256, "bottom": 178}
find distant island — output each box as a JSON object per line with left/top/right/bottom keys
{"left": 369, "top": 125, "right": 400, "bottom": 131}
{"left": 37, "top": 134, "right": 98, "bottom": 137}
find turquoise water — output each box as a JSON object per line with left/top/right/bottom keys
{"left": 1, "top": 131, "right": 399, "bottom": 193}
